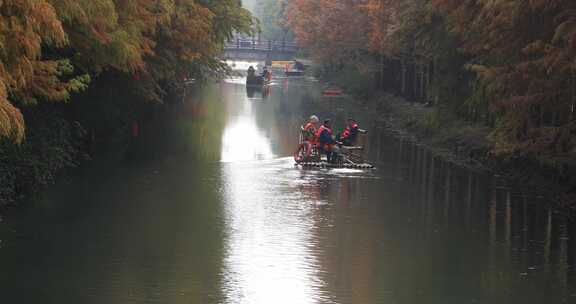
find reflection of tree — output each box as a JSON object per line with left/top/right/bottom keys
{"left": 377, "top": 133, "right": 576, "bottom": 302}
{"left": 310, "top": 176, "right": 379, "bottom": 304}
{"left": 252, "top": 80, "right": 327, "bottom": 156}
{"left": 568, "top": 220, "right": 576, "bottom": 294}
{"left": 425, "top": 154, "right": 436, "bottom": 235}
{"left": 215, "top": 74, "right": 576, "bottom": 302}
{"left": 43, "top": 157, "right": 227, "bottom": 303}
{"left": 173, "top": 86, "right": 228, "bottom": 161}
{"left": 291, "top": 132, "right": 576, "bottom": 303}
{"left": 121, "top": 84, "right": 228, "bottom": 163}
{"left": 465, "top": 172, "right": 474, "bottom": 229}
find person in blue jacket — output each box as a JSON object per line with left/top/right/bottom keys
{"left": 315, "top": 119, "right": 339, "bottom": 163}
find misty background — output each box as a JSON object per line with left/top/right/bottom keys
{"left": 242, "top": 0, "right": 293, "bottom": 41}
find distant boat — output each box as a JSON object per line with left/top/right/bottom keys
{"left": 284, "top": 60, "right": 306, "bottom": 77}
{"left": 246, "top": 74, "right": 271, "bottom": 86}
{"left": 322, "top": 88, "right": 343, "bottom": 96}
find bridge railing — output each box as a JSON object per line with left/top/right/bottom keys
{"left": 224, "top": 38, "right": 298, "bottom": 53}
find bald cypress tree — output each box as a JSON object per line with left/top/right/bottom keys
{"left": 435, "top": 0, "right": 576, "bottom": 157}
{"left": 0, "top": 0, "right": 252, "bottom": 142}
{"left": 0, "top": 0, "right": 72, "bottom": 142}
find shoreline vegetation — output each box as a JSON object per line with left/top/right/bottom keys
{"left": 375, "top": 93, "right": 576, "bottom": 209}
{"left": 3, "top": 0, "right": 576, "bottom": 209}
{"left": 321, "top": 72, "right": 576, "bottom": 209}
{"left": 0, "top": 0, "right": 252, "bottom": 208}
{"left": 280, "top": 0, "right": 576, "bottom": 208}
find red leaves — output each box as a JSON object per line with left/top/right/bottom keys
{"left": 286, "top": 0, "right": 576, "bottom": 155}
{"left": 286, "top": 0, "right": 370, "bottom": 63}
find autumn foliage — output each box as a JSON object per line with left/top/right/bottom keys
{"left": 434, "top": 0, "right": 576, "bottom": 157}
{"left": 0, "top": 0, "right": 251, "bottom": 142}
{"left": 287, "top": 0, "right": 370, "bottom": 64}
{"left": 287, "top": 0, "right": 576, "bottom": 161}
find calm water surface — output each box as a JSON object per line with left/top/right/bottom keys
{"left": 1, "top": 66, "right": 575, "bottom": 303}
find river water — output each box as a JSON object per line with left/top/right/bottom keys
{"left": 1, "top": 65, "right": 575, "bottom": 303}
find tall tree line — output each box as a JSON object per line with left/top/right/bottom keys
{"left": 287, "top": 0, "right": 576, "bottom": 164}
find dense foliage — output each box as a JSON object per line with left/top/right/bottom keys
{"left": 287, "top": 0, "right": 369, "bottom": 64}
{"left": 0, "top": 0, "right": 252, "bottom": 205}
{"left": 0, "top": 0, "right": 252, "bottom": 142}
{"left": 287, "top": 0, "right": 576, "bottom": 166}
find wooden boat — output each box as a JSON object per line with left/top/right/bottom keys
{"left": 271, "top": 61, "right": 294, "bottom": 68}
{"left": 294, "top": 125, "right": 372, "bottom": 169}
{"left": 296, "top": 162, "right": 375, "bottom": 169}
{"left": 246, "top": 74, "right": 270, "bottom": 86}
{"left": 294, "top": 144, "right": 374, "bottom": 169}
{"left": 322, "top": 88, "right": 344, "bottom": 96}
{"left": 284, "top": 60, "right": 306, "bottom": 77}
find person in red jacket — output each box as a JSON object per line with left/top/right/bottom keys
{"left": 303, "top": 115, "right": 319, "bottom": 143}
{"left": 339, "top": 118, "right": 360, "bottom": 146}
{"left": 301, "top": 115, "right": 319, "bottom": 157}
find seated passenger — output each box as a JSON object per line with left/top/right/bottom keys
{"left": 303, "top": 115, "right": 319, "bottom": 143}
{"left": 247, "top": 66, "right": 255, "bottom": 77}
{"left": 339, "top": 118, "right": 360, "bottom": 146}
{"left": 293, "top": 60, "right": 305, "bottom": 71}
{"left": 261, "top": 66, "right": 272, "bottom": 81}
{"left": 300, "top": 115, "right": 319, "bottom": 159}
{"left": 315, "top": 119, "right": 339, "bottom": 163}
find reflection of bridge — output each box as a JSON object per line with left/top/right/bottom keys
{"left": 223, "top": 38, "right": 298, "bottom": 61}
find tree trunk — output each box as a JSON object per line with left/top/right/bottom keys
{"left": 570, "top": 70, "right": 576, "bottom": 121}
{"left": 380, "top": 54, "right": 385, "bottom": 91}
{"left": 401, "top": 59, "right": 406, "bottom": 95}
{"left": 420, "top": 63, "right": 426, "bottom": 102}
{"left": 433, "top": 57, "right": 439, "bottom": 106}
{"left": 413, "top": 61, "right": 418, "bottom": 101}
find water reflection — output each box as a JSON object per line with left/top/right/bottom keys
{"left": 246, "top": 85, "right": 271, "bottom": 99}
{"left": 221, "top": 159, "right": 328, "bottom": 304}
{"left": 366, "top": 130, "right": 576, "bottom": 302}
{"left": 0, "top": 73, "right": 574, "bottom": 304}
{"left": 217, "top": 76, "right": 388, "bottom": 303}
{"left": 221, "top": 114, "right": 274, "bottom": 162}
{"left": 219, "top": 75, "right": 326, "bottom": 303}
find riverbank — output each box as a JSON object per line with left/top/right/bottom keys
{"left": 359, "top": 92, "right": 576, "bottom": 209}
{"left": 2, "top": 77, "right": 574, "bottom": 304}
{"left": 307, "top": 57, "right": 576, "bottom": 208}
{"left": 0, "top": 73, "right": 183, "bottom": 209}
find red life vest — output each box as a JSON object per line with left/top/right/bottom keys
{"left": 342, "top": 123, "right": 358, "bottom": 139}
{"left": 316, "top": 125, "right": 332, "bottom": 140}
{"left": 342, "top": 127, "right": 350, "bottom": 138}
{"left": 303, "top": 122, "right": 317, "bottom": 141}
{"left": 304, "top": 122, "right": 316, "bottom": 132}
